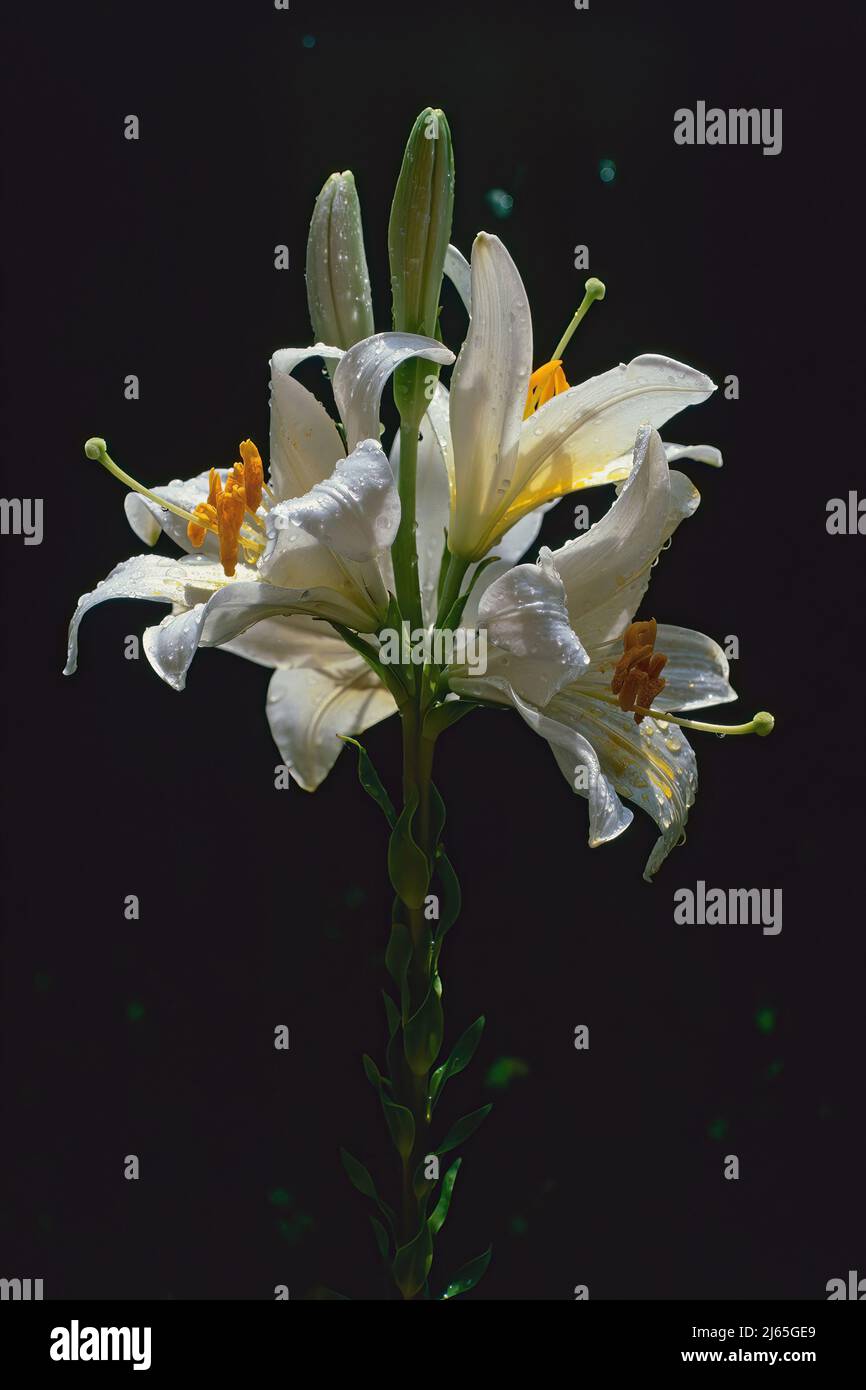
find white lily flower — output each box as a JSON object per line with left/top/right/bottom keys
{"left": 64, "top": 331, "right": 453, "bottom": 781}
{"left": 442, "top": 232, "right": 719, "bottom": 560}
{"left": 450, "top": 426, "right": 740, "bottom": 879}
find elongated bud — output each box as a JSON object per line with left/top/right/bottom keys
{"left": 306, "top": 171, "right": 375, "bottom": 350}
{"left": 388, "top": 108, "right": 455, "bottom": 422}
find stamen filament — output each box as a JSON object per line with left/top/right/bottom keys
{"left": 588, "top": 690, "right": 775, "bottom": 736}
{"left": 551, "top": 277, "right": 606, "bottom": 361}
{"left": 84, "top": 437, "right": 213, "bottom": 533}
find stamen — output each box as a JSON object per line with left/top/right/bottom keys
{"left": 239, "top": 439, "right": 264, "bottom": 511}
{"left": 612, "top": 618, "right": 668, "bottom": 722}
{"left": 85, "top": 437, "right": 212, "bottom": 532}
{"left": 524, "top": 360, "right": 570, "bottom": 418}
{"left": 551, "top": 276, "right": 606, "bottom": 362}
{"left": 590, "top": 692, "right": 775, "bottom": 738}
{"left": 187, "top": 502, "right": 217, "bottom": 549}
{"left": 215, "top": 476, "right": 246, "bottom": 577}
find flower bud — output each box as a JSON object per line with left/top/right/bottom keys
{"left": 305, "top": 171, "right": 375, "bottom": 350}
{"left": 388, "top": 108, "right": 455, "bottom": 421}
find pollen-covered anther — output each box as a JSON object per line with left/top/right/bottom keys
{"left": 187, "top": 502, "right": 217, "bottom": 549}
{"left": 215, "top": 475, "right": 247, "bottom": 577}
{"left": 612, "top": 618, "right": 669, "bottom": 723}
{"left": 239, "top": 439, "right": 264, "bottom": 511}
{"left": 524, "top": 360, "right": 569, "bottom": 418}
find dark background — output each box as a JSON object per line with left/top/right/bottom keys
{"left": 2, "top": 0, "right": 863, "bottom": 1300}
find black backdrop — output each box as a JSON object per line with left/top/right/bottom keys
{"left": 2, "top": 0, "right": 863, "bottom": 1301}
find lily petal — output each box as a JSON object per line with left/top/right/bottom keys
{"left": 222, "top": 613, "right": 359, "bottom": 672}
{"left": 333, "top": 332, "right": 455, "bottom": 451}
{"left": 496, "top": 354, "right": 715, "bottom": 534}
{"left": 444, "top": 242, "right": 472, "bottom": 314}
{"left": 266, "top": 663, "right": 396, "bottom": 791}
{"left": 545, "top": 690, "right": 698, "bottom": 880}
{"left": 551, "top": 426, "right": 700, "bottom": 649}
{"left": 270, "top": 348, "right": 346, "bottom": 501}
{"left": 511, "top": 692, "right": 634, "bottom": 847}
{"left": 447, "top": 233, "right": 533, "bottom": 557}
{"left": 272, "top": 437, "right": 400, "bottom": 564}
{"left": 477, "top": 550, "right": 589, "bottom": 705}
{"left": 123, "top": 471, "right": 220, "bottom": 556}
{"left": 142, "top": 577, "right": 373, "bottom": 692}
{"left": 63, "top": 553, "right": 229, "bottom": 676}
{"left": 582, "top": 624, "right": 737, "bottom": 713}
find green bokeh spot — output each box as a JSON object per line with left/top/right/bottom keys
{"left": 484, "top": 188, "right": 514, "bottom": 220}
{"left": 278, "top": 1212, "right": 314, "bottom": 1245}
{"left": 485, "top": 1056, "right": 530, "bottom": 1091}
{"left": 126, "top": 1002, "right": 145, "bottom": 1023}
{"left": 509, "top": 1215, "right": 529, "bottom": 1237}
{"left": 268, "top": 1187, "right": 292, "bottom": 1208}
{"left": 707, "top": 1117, "right": 728, "bottom": 1141}
{"left": 766, "top": 1059, "right": 784, "bottom": 1080}
{"left": 599, "top": 158, "right": 617, "bottom": 184}
{"left": 755, "top": 1007, "right": 776, "bottom": 1034}
{"left": 302, "top": 34, "right": 316, "bottom": 49}
{"left": 344, "top": 886, "right": 366, "bottom": 910}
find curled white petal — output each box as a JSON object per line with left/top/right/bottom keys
{"left": 63, "top": 553, "right": 228, "bottom": 676}
{"left": 270, "top": 437, "right": 400, "bottom": 564}
{"left": 333, "top": 332, "right": 454, "bottom": 450}
{"left": 546, "top": 690, "right": 698, "bottom": 881}
{"left": 478, "top": 551, "right": 589, "bottom": 705}
{"left": 142, "top": 578, "right": 374, "bottom": 692}
{"left": 511, "top": 691, "right": 633, "bottom": 848}
{"left": 551, "top": 426, "right": 699, "bottom": 649}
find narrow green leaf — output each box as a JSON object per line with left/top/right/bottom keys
{"left": 387, "top": 788, "right": 430, "bottom": 909}
{"left": 439, "top": 1245, "right": 492, "bottom": 1300}
{"left": 362, "top": 1053, "right": 389, "bottom": 1092}
{"left": 370, "top": 1216, "right": 390, "bottom": 1260}
{"left": 423, "top": 701, "right": 478, "bottom": 741}
{"left": 428, "top": 1158, "right": 462, "bottom": 1236}
{"left": 437, "top": 1103, "right": 492, "bottom": 1158}
{"left": 392, "top": 1221, "right": 434, "bottom": 1300}
{"left": 403, "top": 974, "right": 445, "bottom": 1076}
{"left": 339, "top": 735, "right": 396, "bottom": 827}
{"left": 382, "top": 1097, "right": 415, "bottom": 1159}
{"left": 430, "top": 1015, "right": 485, "bottom": 1108}
{"left": 427, "top": 782, "right": 446, "bottom": 855}
{"left": 385, "top": 923, "right": 412, "bottom": 993}
{"left": 340, "top": 1147, "right": 396, "bottom": 1233}
{"left": 382, "top": 991, "right": 401, "bottom": 1040}
{"left": 340, "top": 1147, "right": 378, "bottom": 1201}
{"left": 432, "top": 849, "right": 461, "bottom": 969}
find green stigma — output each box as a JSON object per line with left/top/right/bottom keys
{"left": 551, "top": 277, "right": 607, "bottom": 361}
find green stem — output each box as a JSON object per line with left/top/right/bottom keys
{"left": 435, "top": 552, "right": 470, "bottom": 629}
{"left": 392, "top": 417, "right": 424, "bottom": 634}
{"left": 397, "top": 700, "right": 436, "bottom": 1292}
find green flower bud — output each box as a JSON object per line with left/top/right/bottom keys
{"left": 305, "top": 171, "right": 375, "bottom": 350}
{"left": 388, "top": 108, "right": 455, "bottom": 422}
